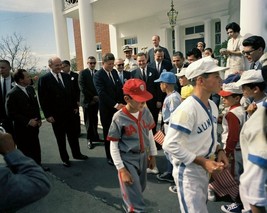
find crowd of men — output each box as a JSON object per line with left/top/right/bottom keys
{"left": 0, "top": 29, "right": 267, "bottom": 212}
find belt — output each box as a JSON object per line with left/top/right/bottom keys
{"left": 121, "top": 150, "right": 145, "bottom": 154}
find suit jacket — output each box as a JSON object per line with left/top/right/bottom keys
{"left": 78, "top": 68, "right": 98, "bottom": 108}
{"left": 149, "top": 59, "right": 173, "bottom": 74}
{"left": 117, "top": 70, "right": 131, "bottom": 85}
{"left": 93, "top": 68, "right": 124, "bottom": 112}
{"left": 147, "top": 45, "right": 171, "bottom": 64}
{"left": 6, "top": 85, "right": 41, "bottom": 130}
{"left": 38, "top": 72, "right": 77, "bottom": 121}
{"left": 69, "top": 71, "right": 80, "bottom": 103}
{"left": 0, "top": 76, "right": 14, "bottom": 121}
{"left": 131, "top": 66, "right": 162, "bottom": 106}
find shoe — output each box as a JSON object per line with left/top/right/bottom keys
{"left": 146, "top": 166, "right": 159, "bottom": 174}
{"left": 62, "top": 161, "right": 71, "bottom": 167}
{"left": 41, "top": 166, "right": 50, "bottom": 172}
{"left": 107, "top": 159, "right": 114, "bottom": 166}
{"left": 87, "top": 141, "right": 94, "bottom": 149}
{"left": 221, "top": 202, "right": 243, "bottom": 213}
{"left": 74, "top": 154, "right": 88, "bottom": 160}
{"left": 156, "top": 172, "right": 174, "bottom": 183}
{"left": 169, "top": 185, "right": 177, "bottom": 194}
{"left": 208, "top": 187, "right": 216, "bottom": 202}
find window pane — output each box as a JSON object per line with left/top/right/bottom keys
{"left": 195, "top": 25, "right": 204, "bottom": 33}
{"left": 185, "top": 27, "right": 194, "bottom": 35}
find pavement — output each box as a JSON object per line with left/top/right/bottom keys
{"left": 1, "top": 117, "right": 230, "bottom": 213}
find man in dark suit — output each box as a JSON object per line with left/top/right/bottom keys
{"left": 149, "top": 48, "right": 173, "bottom": 74}
{"left": 131, "top": 52, "right": 162, "bottom": 137}
{"left": 62, "top": 60, "right": 81, "bottom": 137}
{"left": 147, "top": 35, "right": 171, "bottom": 64}
{"left": 38, "top": 56, "right": 87, "bottom": 167}
{"left": 242, "top": 35, "right": 266, "bottom": 70}
{"left": 0, "top": 60, "right": 14, "bottom": 134}
{"left": 93, "top": 53, "right": 124, "bottom": 165}
{"left": 5, "top": 69, "right": 49, "bottom": 171}
{"left": 78, "top": 56, "right": 101, "bottom": 149}
{"left": 114, "top": 58, "right": 131, "bottom": 85}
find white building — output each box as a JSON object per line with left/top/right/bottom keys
{"left": 52, "top": 0, "right": 267, "bottom": 68}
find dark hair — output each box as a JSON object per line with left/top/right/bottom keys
{"left": 230, "top": 94, "right": 243, "bottom": 99}
{"left": 102, "top": 53, "right": 115, "bottom": 62}
{"left": 154, "top": 47, "right": 163, "bottom": 54}
{"left": 225, "top": 22, "right": 241, "bottom": 33}
{"left": 62, "top": 60, "right": 70, "bottom": 66}
{"left": 186, "top": 48, "right": 202, "bottom": 59}
{"left": 242, "top": 82, "right": 266, "bottom": 92}
{"left": 242, "top": 36, "right": 266, "bottom": 51}
{"left": 87, "top": 56, "right": 96, "bottom": 60}
{"left": 14, "top": 69, "right": 27, "bottom": 83}
{"left": 173, "top": 51, "right": 184, "bottom": 59}
{"left": 204, "top": 47, "right": 215, "bottom": 58}
{"left": 0, "top": 60, "right": 11, "bottom": 67}
{"left": 137, "top": 52, "right": 147, "bottom": 59}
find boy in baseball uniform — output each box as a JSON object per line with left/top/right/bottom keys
{"left": 163, "top": 57, "right": 229, "bottom": 213}
{"left": 107, "top": 78, "right": 157, "bottom": 213}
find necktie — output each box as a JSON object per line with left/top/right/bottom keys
{"left": 250, "top": 62, "right": 256, "bottom": 69}
{"left": 2, "top": 78, "right": 6, "bottom": 102}
{"left": 108, "top": 72, "right": 114, "bottom": 85}
{"left": 157, "top": 62, "right": 160, "bottom": 73}
{"left": 56, "top": 74, "right": 64, "bottom": 88}
{"left": 120, "top": 73, "right": 124, "bottom": 84}
{"left": 142, "top": 69, "right": 146, "bottom": 81}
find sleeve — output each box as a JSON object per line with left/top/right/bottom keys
{"left": 148, "top": 130, "right": 157, "bottom": 156}
{"left": 163, "top": 126, "right": 196, "bottom": 165}
{"left": 78, "top": 71, "right": 94, "bottom": 105}
{"left": 110, "top": 141, "right": 124, "bottom": 170}
{"left": 224, "top": 112, "right": 241, "bottom": 155}
{"left": 37, "top": 76, "right": 51, "bottom": 118}
{"left": 106, "top": 113, "right": 121, "bottom": 141}
{"left": 0, "top": 149, "right": 51, "bottom": 211}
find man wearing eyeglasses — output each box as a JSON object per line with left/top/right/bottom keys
{"left": 242, "top": 35, "right": 266, "bottom": 70}
{"left": 78, "top": 56, "right": 101, "bottom": 149}
{"left": 114, "top": 58, "right": 131, "bottom": 85}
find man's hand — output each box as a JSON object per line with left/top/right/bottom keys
{"left": 46, "top": 116, "right": 55, "bottom": 123}
{"left": 156, "top": 101, "right": 162, "bottom": 109}
{"left": 28, "top": 118, "right": 40, "bottom": 127}
{"left": 118, "top": 167, "right": 134, "bottom": 185}
{"left": 0, "top": 132, "right": 16, "bottom": 155}
{"left": 194, "top": 156, "right": 225, "bottom": 174}
{"left": 216, "top": 150, "right": 229, "bottom": 169}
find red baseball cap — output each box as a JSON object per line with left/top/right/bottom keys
{"left": 123, "top": 78, "right": 153, "bottom": 102}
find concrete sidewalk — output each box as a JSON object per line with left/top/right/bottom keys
{"left": 1, "top": 120, "right": 229, "bottom": 213}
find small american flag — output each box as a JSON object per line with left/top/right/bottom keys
{"left": 209, "top": 169, "right": 239, "bottom": 200}
{"left": 154, "top": 130, "right": 165, "bottom": 145}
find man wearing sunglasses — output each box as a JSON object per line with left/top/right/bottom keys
{"left": 114, "top": 58, "right": 131, "bottom": 85}
{"left": 242, "top": 36, "right": 265, "bottom": 70}
{"left": 78, "top": 56, "right": 101, "bottom": 149}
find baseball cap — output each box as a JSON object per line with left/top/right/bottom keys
{"left": 235, "top": 69, "right": 264, "bottom": 86}
{"left": 176, "top": 68, "right": 187, "bottom": 77}
{"left": 185, "top": 57, "right": 228, "bottom": 80}
{"left": 223, "top": 73, "right": 241, "bottom": 84}
{"left": 154, "top": 72, "right": 176, "bottom": 84}
{"left": 123, "top": 78, "right": 153, "bottom": 102}
{"left": 123, "top": 45, "right": 132, "bottom": 52}
{"left": 219, "top": 83, "right": 243, "bottom": 97}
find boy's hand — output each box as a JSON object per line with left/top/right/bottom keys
{"left": 0, "top": 132, "right": 16, "bottom": 155}
{"left": 148, "top": 156, "right": 156, "bottom": 169}
{"left": 119, "top": 168, "right": 134, "bottom": 185}
{"left": 216, "top": 150, "right": 229, "bottom": 169}
{"left": 246, "top": 103, "right": 257, "bottom": 116}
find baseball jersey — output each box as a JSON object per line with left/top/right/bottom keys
{"left": 239, "top": 104, "right": 267, "bottom": 211}
{"left": 163, "top": 95, "right": 219, "bottom": 165}
{"left": 107, "top": 106, "right": 155, "bottom": 153}
{"left": 162, "top": 90, "right": 181, "bottom": 123}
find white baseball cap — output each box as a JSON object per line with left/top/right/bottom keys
{"left": 235, "top": 69, "right": 264, "bottom": 86}
{"left": 176, "top": 68, "right": 187, "bottom": 77}
{"left": 185, "top": 57, "right": 228, "bottom": 80}
{"left": 219, "top": 83, "right": 243, "bottom": 97}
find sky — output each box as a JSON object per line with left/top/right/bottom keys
{"left": 0, "top": 0, "right": 75, "bottom": 68}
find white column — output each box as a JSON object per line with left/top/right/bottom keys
{"left": 78, "top": 0, "right": 96, "bottom": 68}
{"left": 204, "top": 19, "right": 211, "bottom": 48}
{"left": 240, "top": 0, "right": 267, "bottom": 39}
{"left": 220, "top": 15, "right": 230, "bottom": 43}
{"left": 174, "top": 25, "right": 180, "bottom": 52}
{"left": 52, "top": 0, "right": 70, "bottom": 60}
{"left": 109, "top": 25, "right": 118, "bottom": 57}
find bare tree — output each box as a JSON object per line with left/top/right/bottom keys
{"left": 0, "top": 33, "right": 39, "bottom": 71}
